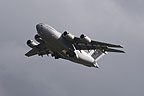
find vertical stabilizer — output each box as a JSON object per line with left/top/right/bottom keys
{"left": 89, "top": 49, "right": 106, "bottom": 68}
{"left": 89, "top": 49, "right": 106, "bottom": 62}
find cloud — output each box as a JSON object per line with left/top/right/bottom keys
{"left": 0, "top": 0, "right": 144, "bottom": 96}
{"left": 114, "top": 0, "right": 144, "bottom": 17}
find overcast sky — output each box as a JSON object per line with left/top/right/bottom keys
{"left": 0, "top": 0, "right": 144, "bottom": 96}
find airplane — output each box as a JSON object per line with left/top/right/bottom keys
{"left": 25, "top": 23, "right": 125, "bottom": 68}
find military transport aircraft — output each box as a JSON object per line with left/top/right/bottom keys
{"left": 25, "top": 23, "right": 125, "bottom": 68}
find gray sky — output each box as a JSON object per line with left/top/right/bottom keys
{"left": 0, "top": 0, "right": 144, "bottom": 96}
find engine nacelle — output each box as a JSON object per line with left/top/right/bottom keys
{"left": 80, "top": 34, "right": 91, "bottom": 43}
{"left": 27, "top": 40, "right": 38, "bottom": 48}
{"left": 35, "top": 34, "right": 42, "bottom": 42}
{"left": 62, "top": 31, "right": 74, "bottom": 41}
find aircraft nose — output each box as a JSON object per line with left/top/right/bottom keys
{"left": 36, "top": 23, "right": 45, "bottom": 35}
{"left": 36, "top": 23, "right": 43, "bottom": 31}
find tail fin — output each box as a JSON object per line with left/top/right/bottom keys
{"left": 89, "top": 49, "right": 106, "bottom": 62}
{"left": 89, "top": 49, "right": 106, "bottom": 68}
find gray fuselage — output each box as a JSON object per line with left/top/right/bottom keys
{"left": 36, "top": 23, "right": 95, "bottom": 67}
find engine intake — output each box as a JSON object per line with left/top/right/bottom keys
{"left": 27, "top": 40, "right": 37, "bottom": 48}
{"left": 62, "top": 31, "right": 74, "bottom": 41}
{"left": 80, "top": 34, "right": 85, "bottom": 39}
{"left": 80, "top": 34, "right": 91, "bottom": 43}
{"left": 63, "top": 31, "right": 68, "bottom": 36}
{"left": 35, "top": 34, "right": 42, "bottom": 42}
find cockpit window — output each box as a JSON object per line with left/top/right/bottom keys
{"left": 46, "top": 25, "right": 56, "bottom": 31}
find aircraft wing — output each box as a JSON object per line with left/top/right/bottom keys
{"left": 25, "top": 48, "right": 38, "bottom": 57}
{"left": 73, "top": 37, "right": 125, "bottom": 53}
{"left": 25, "top": 43, "right": 50, "bottom": 57}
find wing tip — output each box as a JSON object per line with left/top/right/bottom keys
{"left": 119, "top": 45, "right": 124, "bottom": 48}
{"left": 104, "top": 47, "right": 125, "bottom": 53}
{"left": 25, "top": 53, "right": 30, "bottom": 57}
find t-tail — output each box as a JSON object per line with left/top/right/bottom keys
{"left": 89, "top": 49, "right": 106, "bottom": 68}
{"left": 89, "top": 47, "right": 125, "bottom": 68}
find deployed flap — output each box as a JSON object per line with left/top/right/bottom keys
{"left": 91, "top": 40, "right": 123, "bottom": 48}
{"left": 73, "top": 37, "right": 125, "bottom": 53}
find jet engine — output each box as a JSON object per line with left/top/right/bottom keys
{"left": 80, "top": 34, "right": 91, "bottom": 43}
{"left": 35, "top": 34, "right": 43, "bottom": 42}
{"left": 27, "top": 40, "right": 38, "bottom": 48}
{"left": 62, "top": 31, "right": 74, "bottom": 41}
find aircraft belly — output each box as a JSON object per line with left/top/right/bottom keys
{"left": 39, "top": 29, "right": 95, "bottom": 67}
{"left": 44, "top": 37, "right": 70, "bottom": 52}
{"left": 67, "top": 50, "right": 95, "bottom": 67}
{"left": 42, "top": 35, "right": 94, "bottom": 66}
{"left": 40, "top": 32, "right": 72, "bottom": 58}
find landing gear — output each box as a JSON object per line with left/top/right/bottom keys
{"left": 55, "top": 56, "right": 59, "bottom": 59}
{"left": 51, "top": 54, "right": 55, "bottom": 57}
{"left": 38, "top": 54, "right": 43, "bottom": 57}
{"left": 51, "top": 53, "right": 60, "bottom": 59}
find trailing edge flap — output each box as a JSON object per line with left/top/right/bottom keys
{"left": 74, "top": 37, "right": 123, "bottom": 48}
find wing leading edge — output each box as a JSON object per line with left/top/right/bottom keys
{"left": 25, "top": 48, "right": 38, "bottom": 57}
{"left": 25, "top": 43, "right": 51, "bottom": 57}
